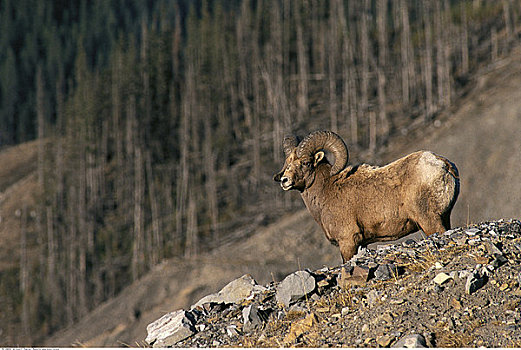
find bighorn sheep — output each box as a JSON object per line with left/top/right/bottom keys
{"left": 274, "top": 130, "right": 460, "bottom": 262}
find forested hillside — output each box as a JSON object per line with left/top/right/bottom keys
{"left": 1, "top": 0, "right": 521, "bottom": 345}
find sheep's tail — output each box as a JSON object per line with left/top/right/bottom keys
{"left": 436, "top": 155, "right": 459, "bottom": 180}
{"left": 435, "top": 154, "right": 460, "bottom": 211}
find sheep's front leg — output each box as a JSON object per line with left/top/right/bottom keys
{"left": 337, "top": 230, "right": 362, "bottom": 263}
{"left": 339, "top": 242, "right": 358, "bottom": 264}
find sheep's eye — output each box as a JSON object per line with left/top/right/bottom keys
{"left": 302, "top": 161, "right": 311, "bottom": 167}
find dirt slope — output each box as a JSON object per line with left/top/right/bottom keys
{"left": 44, "top": 210, "right": 339, "bottom": 346}
{"left": 381, "top": 49, "right": 521, "bottom": 226}
{"left": 44, "top": 49, "right": 521, "bottom": 346}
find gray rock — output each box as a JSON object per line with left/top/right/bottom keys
{"left": 465, "top": 271, "right": 487, "bottom": 294}
{"left": 443, "top": 229, "right": 457, "bottom": 236}
{"left": 242, "top": 304, "right": 264, "bottom": 332}
{"left": 341, "top": 307, "right": 350, "bottom": 316}
{"left": 275, "top": 270, "right": 316, "bottom": 307}
{"left": 492, "top": 254, "right": 508, "bottom": 268}
{"left": 465, "top": 228, "right": 481, "bottom": 236}
{"left": 393, "top": 334, "right": 427, "bottom": 348}
{"left": 375, "top": 264, "right": 397, "bottom": 281}
{"left": 366, "top": 290, "right": 381, "bottom": 308}
{"left": 485, "top": 241, "right": 503, "bottom": 256}
{"left": 403, "top": 239, "right": 418, "bottom": 247}
{"left": 433, "top": 272, "right": 453, "bottom": 285}
{"left": 192, "top": 274, "right": 265, "bottom": 309}
{"left": 468, "top": 238, "right": 481, "bottom": 245}
{"left": 226, "top": 325, "right": 239, "bottom": 337}
{"left": 145, "top": 310, "right": 197, "bottom": 347}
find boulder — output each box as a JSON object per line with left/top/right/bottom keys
{"left": 375, "top": 264, "right": 401, "bottom": 281}
{"left": 276, "top": 270, "right": 316, "bottom": 307}
{"left": 145, "top": 310, "right": 196, "bottom": 347}
{"left": 192, "top": 274, "right": 265, "bottom": 309}
{"left": 242, "top": 304, "right": 267, "bottom": 332}
{"left": 339, "top": 265, "right": 372, "bottom": 288}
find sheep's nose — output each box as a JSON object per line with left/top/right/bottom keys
{"left": 281, "top": 177, "right": 290, "bottom": 185}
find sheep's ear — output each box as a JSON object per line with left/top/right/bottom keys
{"left": 314, "top": 151, "right": 325, "bottom": 166}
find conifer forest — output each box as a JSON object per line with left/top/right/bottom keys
{"left": 1, "top": 0, "right": 521, "bottom": 344}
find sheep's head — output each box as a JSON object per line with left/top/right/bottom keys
{"left": 273, "top": 131, "right": 349, "bottom": 191}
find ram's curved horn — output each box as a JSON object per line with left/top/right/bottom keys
{"left": 283, "top": 135, "right": 299, "bottom": 156}
{"left": 296, "top": 130, "right": 348, "bottom": 175}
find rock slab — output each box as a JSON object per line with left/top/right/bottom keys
{"left": 192, "top": 274, "right": 264, "bottom": 309}
{"left": 242, "top": 304, "right": 263, "bottom": 331}
{"left": 433, "top": 272, "right": 453, "bottom": 285}
{"left": 393, "top": 334, "right": 427, "bottom": 348}
{"left": 375, "top": 263, "right": 403, "bottom": 281}
{"left": 145, "top": 310, "right": 196, "bottom": 347}
{"left": 276, "top": 270, "right": 316, "bottom": 307}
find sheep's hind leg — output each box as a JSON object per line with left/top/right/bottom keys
{"left": 417, "top": 216, "right": 447, "bottom": 236}
{"left": 338, "top": 241, "right": 359, "bottom": 264}
{"left": 441, "top": 211, "right": 452, "bottom": 231}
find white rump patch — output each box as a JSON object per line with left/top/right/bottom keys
{"left": 419, "top": 151, "right": 445, "bottom": 183}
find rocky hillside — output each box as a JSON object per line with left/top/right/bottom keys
{"left": 44, "top": 45, "right": 521, "bottom": 347}
{"left": 146, "top": 219, "right": 521, "bottom": 348}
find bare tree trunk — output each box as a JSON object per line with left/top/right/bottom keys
{"left": 491, "top": 27, "right": 498, "bottom": 62}
{"left": 172, "top": 4, "right": 182, "bottom": 83}
{"left": 46, "top": 206, "right": 60, "bottom": 328}
{"left": 66, "top": 185, "right": 77, "bottom": 325}
{"left": 369, "top": 110, "right": 377, "bottom": 155}
{"left": 376, "top": 0, "right": 389, "bottom": 141}
{"left": 423, "top": 1, "right": 434, "bottom": 119}
{"left": 460, "top": 2, "right": 469, "bottom": 75}
{"left": 36, "top": 66, "right": 47, "bottom": 300}
{"left": 251, "top": 2, "right": 262, "bottom": 189}
{"left": 203, "top": 109, "right": 219, "bottom": 244}
{"left": 176, "top": 64, "right": 192, "bottom": 254}
{"left": 19, "top": 207, "right": 30, "bottom": 341}
{"left": 295, "top": 1, "right": 309, "bottom": 121}
{"left": 76, "top": 109, "right": 88, "bottom": 318}
{"left": 112, "top": 51, "right": 124, "bottom": 212}
{"left": 338, "top": 0, "right": 358, "bottom": 145}
{"left": 185, "top": 191, "right": 198, "bottom": 258}
{"left": 434, "top": 0, "right": 444, "bottom": 107}
{"left": 400, "top": 0, "right": 411, "bottom": 106}
{"left": 311, "top": 0, "right": 326, "bottom": 74}
{"left": 328, "top": 0, "right": 339, "bottom": 132}
{"left": 236, "top": 2, "right": 253, "bottom": 128}
{"left": 442, "top": 0, "right": 452, "bottom": 107}
{"left": 283, "top": 0, "right": 291, "bottom": 90}
{"left": 130, "top": 95, "right": 145, "bottom": 281}
{"left": 360, "top": 0, "right": 370, "bottom": 117}
{"left": 145, "top": 150, "right": 161, "bottom": 265}
{"left": 266, "top": 1, "right": 289, "bottom": 163}
{"left": 376, "top": 0, "right": 388, "bottom": 68}
{"left": 503, "top": 0, "right": 513, "bottom": 42}
{"left": 348, "top": 71, "right": 359, "bottom": 146}
{"left": 55, "top": 70, "right": 65, "bottom": 214}
{"left": 36, "top": 66, "right": 45, "bottom": 191}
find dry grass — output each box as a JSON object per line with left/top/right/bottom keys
{"left": 395, "top": 243, "right": 467, "bottom": 273}
{"left": 284, "top": 309, "right": 307, "bottom": 321}
{"left": 435, "top": 331, "right": 474, "bottom": 347}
